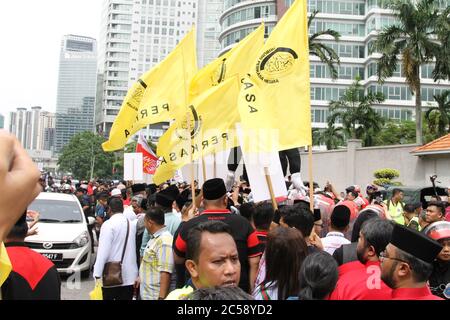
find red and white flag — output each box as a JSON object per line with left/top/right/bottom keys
{"left": 136, "top": 133, "right": 158, "bottom": 175}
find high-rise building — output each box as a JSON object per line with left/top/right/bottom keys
{"left": 219, "top": 0, "right": 450, "bottom": 129}
{"left": 0, "top": 113, "right": 4, "bottom": 129}
{"left": 219, "top": 0, "right": 278, "bottom": 53}
{"left": 197, "top": 0, "right": 223, "bottom": 67}
{"left": 55, "top": 35, "right": 97, "bottom": 152}
{"left": 95, "top": 0, "right": 198, "bottom": 137}
{"left": 38, "top": 112, "right": 56, "bottom": 151}
{"left": 8, "top": 107, "right": 55, "bottom": 151}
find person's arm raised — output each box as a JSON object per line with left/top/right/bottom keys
{"left": 0, "top": 131, "right": 41, "bottom": 242}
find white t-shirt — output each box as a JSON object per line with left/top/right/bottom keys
{"left": 123, "top": 206, "right": 137, "bottom": 221}
{"left": 321, "top": 231, "right": 351, "bottom": 255}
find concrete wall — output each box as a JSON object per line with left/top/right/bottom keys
{"left": 300, "top": 141, "right": 450, "bottom": 193}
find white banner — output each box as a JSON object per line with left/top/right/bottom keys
{"left": 124, "top": 153, "right": 144, "bottom": 181}
{"left": 236, "top": 124, "right": 287, "bottom": 203}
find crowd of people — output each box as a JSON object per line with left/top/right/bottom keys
{"left": 1, "top": 131, "right": 450, "bottom": 301}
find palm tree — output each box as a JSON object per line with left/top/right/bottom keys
{"left": 433, "top": 5, "right": 450, "bottom": 81}
{"left": 314, "top": 126, "right": 345, "bottom": 150}
{"left": 425, "top": 90, "right": 450, "bottom": 137}
{"left": 328, "top": 78, "right": 385, "bottom": 146}
{"left": 308, "top": 10, "right": 341, "bottom": 79}
{"left": 373, "top": 0, "right": 446, "bottom": 145}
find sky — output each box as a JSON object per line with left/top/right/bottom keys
{"left": 0, "top": 0, "right": 103, "bottom": 125}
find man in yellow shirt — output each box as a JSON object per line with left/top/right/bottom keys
{"left": 384, "top": 188, "right": 405, "bottom": 224}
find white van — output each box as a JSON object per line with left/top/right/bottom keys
{"left": 25, "top": 192, "right": 95, "bottom": 277}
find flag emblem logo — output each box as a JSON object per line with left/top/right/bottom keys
{"left": 256, "top": 47, "right": 298, "bottom": 83}
{"left": 211, "top": 58, "right": 227, "bottom": 86}
{"left": 175, "top": 105, "right": 202, "bottom": 140}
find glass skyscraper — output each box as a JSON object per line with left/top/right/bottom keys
{"left": 55, "top": 35, "right": 97, "bottom": 152}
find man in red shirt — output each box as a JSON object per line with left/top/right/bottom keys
{"left": 380, "top": 224, "right": 443, "bottom": 300}
{"left": 329, "top": 218, "right": 393, "bottom": 300}
{"left": 174, "top": 178, "right": 262, "bottom": 293}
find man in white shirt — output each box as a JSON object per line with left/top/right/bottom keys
{"left": 321, "top": 205, "right": 351, "bottom": 255}
{"left": 123, "top": 195, "right": 146, "bottom": 221}
{"left": 93, "top": 197, "right": 139, "bottom": 300}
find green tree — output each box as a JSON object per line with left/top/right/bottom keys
{"left": 374, "top": 120, "right": 416, "bottom": 146}
{"left": 433, "top": 5, "right": 450, "bottom": 81}
{"left": 314, "top": 126, "right": 345, "bottom": 150}
{"left": 58, "top": 131, "right": 115, "bottom": 180}
{"left": 373, "top": 0, "right": 449, "bottom": 145}
{"left": 328, "top": 78, "right": 385, "bottom": 146}
{"left": 425, "top": 90, "right": 450, "bottom": 137}
{"left": 308, "top": 10, "right": 341, "bottom": 79}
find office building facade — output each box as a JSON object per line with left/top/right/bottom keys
{"left": 95, "top": 0, "right": 198, "bottom": 138}
{"left": 55, "top": 35, "right": 97, "bottom": 152}
{"left": 8, "top": 107, "right": 55, "bottom": 151}
{"left": 219, "top": 0, "right": 450, "bottom": 128}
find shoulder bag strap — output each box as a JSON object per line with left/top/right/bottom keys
{"left": 120, "top": 219, "right": 130, "bottom": 264}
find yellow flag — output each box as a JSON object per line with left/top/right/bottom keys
{"left": 153, "top": 77, "right": 240, "bottom": 185}
{"left": 102, "top": 29, "right": 197, "bottom": 152}
{"left": 238, "top": 0, "right": 312, "bottom": 152}
{"left": 188, "top": 24, "right": 265, "bottom": 101}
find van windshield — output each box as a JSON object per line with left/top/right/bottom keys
{"left": 28, "top": 199, "right": 83, "bottom": 223}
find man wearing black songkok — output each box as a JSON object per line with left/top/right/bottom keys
{"left": 380, "top": 224, "right": 443, "bottom": 300}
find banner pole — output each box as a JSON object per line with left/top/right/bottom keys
{"left": 132, "top": 158, "right": 135, "bottom": 184}
{"left": 202, "top": 157, "right": 207, "bottom": 183}
{"left": 264, "top": 167, "right": 278, "bottom": 211}
{"left": 213, "top": 153, "right": 217, "bottom": 178}
{"left": 186, "top": 112, "right": 196, "bottom": 210}
{"left": 308, "top": 145, "right": 314, "bottom": 213}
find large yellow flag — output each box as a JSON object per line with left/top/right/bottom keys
{"left": 238, "top": 0, "right": 312, "bottom": 152}
{"left": 188, "top": 24, "right": 264, "bottom": 101}
{"left": 153, "top": 77, "right": 240, "bottom": 184}
{"left": 102, "top": 29, "right": 197, "bottom": 152}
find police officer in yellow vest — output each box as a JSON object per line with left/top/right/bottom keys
{"left": 384, "top": 188, "right": 405, "bottom": 225}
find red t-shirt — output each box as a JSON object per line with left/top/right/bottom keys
{"left": 391, "top": 287, "right": 443, "bottom": 300}
{"left": 329, "top": 261, "right": 392, "bottom": 300}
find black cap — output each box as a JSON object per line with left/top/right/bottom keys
{"left": 390, "top": 224, "right": 443, "bottom": 263}
{"left": 155, "top": 185, "right": 180, "bottom": 207}
{"left": 131, "top": 183, "right": 146, "bottom": 194}
{"left": 155, "top": 193, "right": 174, "bottom": 207}
{"left": 331, "top": 205, "right": 351, "bottom": 228}
{"left": 164, "top": 184, "right": 180, "bottom": 198}
{"left": 147, "top": 183, "right": 157, "bottom": 195}
{"left": 203, "top": 178, "right": 227, "bottom": 200}
{"left": 176, "top": 195, "right": 189, "bottom": 210}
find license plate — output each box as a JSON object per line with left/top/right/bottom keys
{"left": 42, "top": 253, "right": 63, "bottom": 262}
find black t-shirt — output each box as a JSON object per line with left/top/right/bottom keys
{"left": 174, "top": 210, "right": 262, "bottom": 292}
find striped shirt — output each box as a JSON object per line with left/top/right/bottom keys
{"left": 139, "top": 227, "right": 174, "bottom": 300}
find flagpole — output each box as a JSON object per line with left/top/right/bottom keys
{"left": 213, "top": 153, "right": 217, "bottom": 178}
{"left": 308, "top": 145, "right": 314, "bottom": 213}
{"left": 201, "top": 157, "right": 207, "bottom": 183}
{"left": 264, "top": 167, "right": 278, "bottom": 211}
{"left": 181, "top": 37, "right": 196, "bottom": 210}
{"left": 186, "top": 112, "right": 196, "bottom": 210}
